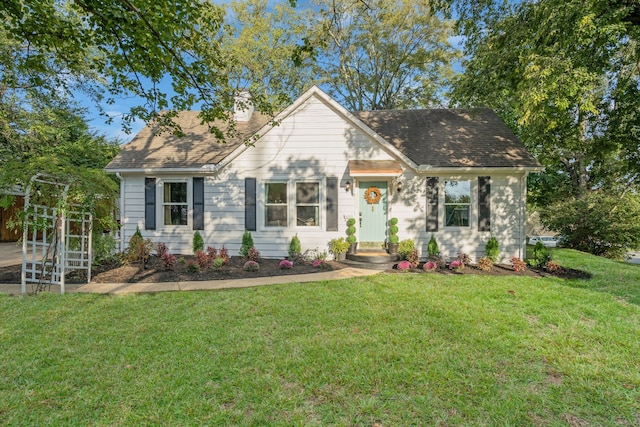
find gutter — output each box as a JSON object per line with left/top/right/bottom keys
{"left": 115, "top": 173, "right": 125, "bottom": 253}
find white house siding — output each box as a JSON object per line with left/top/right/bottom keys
{"left": 118, "top": 94, "right": 528, "bottom": 262}
{"left": 120, "top": 94, "right": 398, "bottom": 257}
{"left": 386, "top": 172, "right": 527, "bottom": 263}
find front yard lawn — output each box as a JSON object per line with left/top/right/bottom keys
{"left": 1, "top": 249, "right": 638, "bottom": 425}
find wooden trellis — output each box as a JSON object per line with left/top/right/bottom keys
{"left": 21, "top": 175, "right": 93, "bottom": 295}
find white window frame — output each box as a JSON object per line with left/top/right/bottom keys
{"left": 295, "top": 181, "right": 321, "bottom": 228}
{"left": 159, "top": 178, "right": 191, "bottom": 228}
{"left": 444, "top": 180, "right": 471, "bottom": 228}
{"left": 264, "top": 181, "right": 288, "bottom": 228}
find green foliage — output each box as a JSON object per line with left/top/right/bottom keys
{"left": 314, "top": 0, "right": 458, "bottom": 110}
{"left": 328, "top": 237, "right": 350, "bottom": 254}
{"left": 449, "top": 0, "right": 640, "bottom": 208}
{"left": 125, "top": 230, "right": 154, "bottom": 270}
{"left": 398, "top": 239, "right": 415, "bottom": 259}
{"left": 93, "top": 233, "right": 117, "bottom": 265}
{"left": 388, "top": 217, "right": 399, "bottom": 244}
{"left": 540, "top": 191, "right": 640, "bottom": 259}
{"left": 529, "top": 242, "right": 551, "bottom": 268}
{"left": 485, "top": 237, "right": 499, "bottom": 263}
{"left": 213, "top": 257, "right": 225, "bottom": 271}
{"left": 193, "top": 231, "right": 204, "bottom": 254}
{"left": 288, "top": 234, "right": 302, "bottom": 258}
{"left": 427, "top": 235, "right": 440, "bottom": 257}
{"left": 346, "top": 218, "right": 357, "bottom": 244}
{"left": 240, "top": 230, "right": 254, "bottom": 258}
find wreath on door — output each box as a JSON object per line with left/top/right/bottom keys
{"left": 364, "top": 186, "right": 382, "bottom": 204}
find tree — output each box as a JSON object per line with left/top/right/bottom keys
{"left": 443, "top": 0, "right": 640, "bottom": 256}
{"left": 311, "top": 0, "right": 458, "bottom": 111}
{"left": 220, "top": 0, "right": 316, "bottom": 110}
{"left": 0, "top": 0, "right": 301, "bottom": 137}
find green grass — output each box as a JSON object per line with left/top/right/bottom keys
{"left": 1, "top": 249, "right": 639, "bottom": 425}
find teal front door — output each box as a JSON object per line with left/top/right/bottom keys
{"left": 359, "top": 181, "right": 388, "bottom": 244}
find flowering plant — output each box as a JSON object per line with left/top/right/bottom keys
{"left": 423, "top": 261, "right": 437, "bottom": 272}
{"left": 397, "top": 260, "right": 412, "bottom": 271}
{"left": 448, "top": 260, "right": 464, "bottom": 271}
{"left": 312, "top": 259, "right": 326, "bottom": 268}
{"left": 243, "top": 260, "right": 259, "bottom": 272}
{"left": 279, "top": 259, "right": 293, "bottom": 269}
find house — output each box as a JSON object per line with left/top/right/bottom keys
{"left": 105, "top": 86, "right": 542, "bottom": 262}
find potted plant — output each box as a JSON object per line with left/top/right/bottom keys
{"left": 328, "top": 237, "right": 350, "bottom": 261}
{"left": 387, "top": 217, "right": 399, "bottom": 254}
{"left": 346, "top": 218, "right": 358, "bottom": 254}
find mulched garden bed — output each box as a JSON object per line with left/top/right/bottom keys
{"left": 0, "top": 256, "right": 591, "bottom": 285}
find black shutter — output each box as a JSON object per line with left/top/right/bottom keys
{"left": 193, "top": 177, "right": 204, "bottom": 230}
{"left": 245, "top": 177, "right": 257, "bottom": 231}
{"left": 478, "top": 176, "right": 491, "bottom": 232}
{"left": 144, "top": 177, "right": 156, "bottom": 230}
{"left": 326, "top": 177, "right": 338, "bottom": 231}
{"left": 425, "top": 177, "right": 439, "bottom": 232}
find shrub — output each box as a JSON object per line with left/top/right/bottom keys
{"left": 539, "top": 191, "right": 640, "bottom": 259}
{"left": 423, "top": 261, "right": 437, "bottom": 272}
{"left": 248, "top": 246, "right": 261, "bottom": 262}
{"left": 206, "top": 246, "right": 218, "bottom": 259}
{"left": 546, "top": 260, "right": 562, "bottom": 273}
{"left": 485, "top": 237, "right": 499, "bottom": 263}
{"left": 405, "top": 248, "right": 420, "bottom": 268}
{"left": 279, "top": 259, "right": 293, "bottom": 269}
{"left": 397, "top": 260, "right": 412, "bottom": 271}
{"left": 243, "top": 260, "right": 259, "bottom": 271}
{"left": 477, "top": 256, "right": 493, "bottom": 271}
{"left": 398, "top": 239, "right": 415, "bottom": 259}
{"left": 388, "top": 217, "right": 399, "bottom": 244}
{"left": 212, "top": 257, "right": 225, "bottom": 271}
{"left": 193, "top": 231, "right": 204, "bottom": 254}
{"left": 289, "top": 234, "right": 302, "bottom": 259}
{"left": 346, "top": 218, "right": 357, "bottom": 244}
{"left": 125, "top": 230, "right": 154, "bottom": 269}
{"left": 427, "top": 235, "right": 440, "bottom": 257}
{"left": 457, "top": 252, "right": 471, "bottom": 265}
{"left": 240, "top": 230, "right": 254, "bottom": 258}
{"left": 156, "top": 242, "right": 168, "bottom": 258}
{"left": 529, "top": 242, "right": 550, "bottom": 268}
{"left": 328, "top": 237, "right": 350, "bottom": 255}
{"left": 93, "top": 233, "right": 118, "bottom": 265}
{"left": 449, "top": 260, "right": 464, "bottom": 271}
{"left": 511, "top": 256, "right": 526, "bottom": 272}
{"left": 195, "top": 250, "right": 212, "bottom": 269}
{"left": 162, "top": 253, "right": 176, "bottom": 270}
{"left": 187, "top": 259, "right": 200, "bottom": 273}
{"left": 219, "top": 246, "right": 230, "bottom": 264}
{"left": 312, "top": 259, "right": 327, "bottom": 268}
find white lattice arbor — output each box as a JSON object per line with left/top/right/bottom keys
{"left": 21, "top": 175, "right": 93, "bottom": 295}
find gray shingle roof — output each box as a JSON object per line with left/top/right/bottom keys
{"left": 353, "top": 108, "right": 541, "bottom": 169}
{"left": 105, "top": 111, "right": 271, "bottom": 171}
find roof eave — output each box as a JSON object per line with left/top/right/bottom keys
{"left": 415, "top": 165, "right": 545, "bottom": 174}
{"left": 105, "top": 165, "right": 220, "bottom": 174}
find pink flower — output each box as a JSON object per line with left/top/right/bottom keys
{"left": 423, "top": 261, "right": 437, "bottom": 272}
{"left": 448, "top": 260, "right": 464, "bottom": 271}
{"left": 279, "top": 259, "right": 293, "bottom": 269}
{"left": 397, "top": 260, "right": 412, "bottom": 271}
{"left": 312, "top": 259, "right": 326, "bottom": 268}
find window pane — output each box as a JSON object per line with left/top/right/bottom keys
{"left": 445, "top": 180, "right": 470, "bottom": 204}
{"left": 266, "top": 206, "right": 287, "bottom": 226}
{"left": 266, "top": 183, "right": 287, "bottom": 204}
{"left": 296, "top": 182, "right": 319, "bottom": 204}
{"left": 164, "top": 182, "right": 187, "bottom": 203}
{"left": 164, "top": 205, "right": 188, "bottom": 225}
{"left": 297, "top": 206, "right": 319, "bottom": 226}
{"left": 446, "top": 205, "right": 469, "bottom": 227}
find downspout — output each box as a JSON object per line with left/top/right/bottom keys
{"left": 521, "top": 173, "right": 529, "bottom": 260}
{"left": 115, "top": 173, "right": 125, "bottom": 253}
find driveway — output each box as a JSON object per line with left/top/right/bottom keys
{"left": 0, "top": 242, "right": 23, "bottom": 267}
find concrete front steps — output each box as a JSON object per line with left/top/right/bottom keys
{"left": 342, "top": 249, "right": 399, "bottom": 270}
